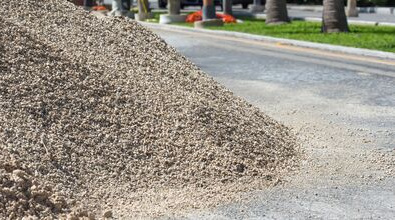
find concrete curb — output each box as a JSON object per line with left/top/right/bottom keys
{"left": 159, "top": 14, "right": 188, "bottom": 24}
{"left": 140, "top": 22, "right": 395, "bottom": 60}
{"left": 233, "top": 12, "right": 395, "bottom": 27}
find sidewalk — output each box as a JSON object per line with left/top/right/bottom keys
{"left": 233, "top": 8, "right": 395, "bottom": 26}
{"left": 287, "top": 8, "right": 395, "bottom": 24}
{"left": 287, "top": 4, "right": 395, "bottom": 15}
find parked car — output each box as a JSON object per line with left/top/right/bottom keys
{"left": 233, "top": 0, "right": 254, "bottom": 9}
{"left": 158, "top": 0, "right": 255, "bottom": 10}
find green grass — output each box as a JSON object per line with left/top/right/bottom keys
{"left": 148, "top": 12, "right": 395, "bottom": 52}
{"left": 203, "top": 17, "right": 395, "bottom": 52}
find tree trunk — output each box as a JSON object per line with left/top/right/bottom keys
{"left": 121, "top": 0, "right": 131, "bottom": 11}
{"left": 265, "top": 0, "right": 289, "bottom": 24}
{"left": 137, "top": 0, "right": 150, "bottom": 20}
{"left": 223, "top": 0, "right": 232, "bottom": 15}
{"left": 138, "top": 0, "right": 149, "bottom": 13}
{"left": 110, "top": 0, "right": 122, "bottom": 16}
{"left": 346, "top": 0, "right": 358, "bottom": 17}
{"left": 322, "top": 0, "right": 349, "bottom": 33}
{"left": 169, "top": 0, "right": 181, "bottom": 15}
{"left": 250, "top": 0, "right": 264, "bottom": 13}
{"left": 202, "top": 0, "right": 216, "bottom": 20}
{"left": 83, "top": 0, "right": 93, "bottom": 9}
{"left": 254, "top": 0, "right": 261, "bottom": 7}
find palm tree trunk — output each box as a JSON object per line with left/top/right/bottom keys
{"left": 322, "top": 0, "right": 349, "bottom": 33}
{"left": 110, "top": 0, "right": 122, "bottom": 16}
{"left": 223, "top": 0, "right": 232, "bottom": 15}
{"left": 83, "top": 0, "right": 93, "bottom": 9}
{"left": 346, "top": 0, "right": 358, "bottom": 17}
{"left": 250, "top": 0, "right": 264, "bottom": 13}
{"left": 121, "top": 0, "right": 131, "bottom": 11}
{"left": 169, "top": 0, "right": 181, "bottom": 15}
{"left": 203, "top": 0, "right": 216, "bottom": 20}
{"left": 137, "top": 0, "right": 150, "bottom": 20}
{"left": 265, "top": 0, "right": 289, "bottom": 24}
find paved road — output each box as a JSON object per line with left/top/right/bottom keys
{"left": 153, "top": 28, "right": 395, "bottom": 109}
{"left": 149, "top": 28, "right": 395, "bottom": 219}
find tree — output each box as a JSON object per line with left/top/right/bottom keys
{"left": 322, "top": 0, "right": 349, "bottom": 33}
{"left": 83, "top": 0, "right": 93, "bottom": 9}
{"left": 159, "top": 0, "right": 187, "bottom": 24}
{"left": 168, "top": 0, "right": 181, "bottom": 15}
{"left": 250, "top": 0, "right": 264, "bottom": 13}
{"left": 195, "top": 0, "right": 223, "bottom": 28}
{"left": 265, "top": 0, "right": 290, "bottom": 25}
{"left": 346, "top": 0, "right": 358, "bottom": 17}
{"left": 202, "top": 0, "right": 216, "bottom": 20}
{"left": 121, "top": 0, "right": 132, "bottom": 12}
{"left": 109, "top": 0, "right": 122, "bottom": 16}
{"left": 137, "top": 0, "right": 151, "bottom": 21}
{"left": 223, "top": 0, "right": 233, "bottom": 15}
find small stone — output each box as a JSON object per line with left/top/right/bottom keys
{"left": 103, "top": 210, "right": 112, "bottom": 218}
{"left": 235, "top": 163, "right": 246, "bottom": 173}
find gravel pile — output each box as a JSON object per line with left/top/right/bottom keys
{"left": 0, "top": 0, "right": 298, "bottom": 218}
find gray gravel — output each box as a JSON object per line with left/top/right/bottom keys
{"left": 0, "top": 0, "right": 299, "bottom": 218}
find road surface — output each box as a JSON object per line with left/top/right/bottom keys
{"left": 148, "top": 27, "right": 395, "bottom": 219}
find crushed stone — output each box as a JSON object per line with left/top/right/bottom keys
{"left": 0, "top": 0, "right": 299, "bottom": 218}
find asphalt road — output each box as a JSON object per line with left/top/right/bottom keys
{"left": 149, "top": 28, "right": 395, "bottom": 219}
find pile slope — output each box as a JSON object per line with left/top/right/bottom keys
{"left": 0, "top": 0, "right": 298, "bottom": 218}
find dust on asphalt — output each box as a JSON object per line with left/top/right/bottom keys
{"left": 149, "top": 29, "right": 395, "bottom": 218}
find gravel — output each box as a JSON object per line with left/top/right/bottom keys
{"left": 0, "top": 0, "right": 299, "bottom": 218}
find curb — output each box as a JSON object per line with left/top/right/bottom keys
{"left": 140, "top": 22, "right": 395, "bottom": 60}
{"left": 233, "top": 12, "right": 395, "bottom": 27}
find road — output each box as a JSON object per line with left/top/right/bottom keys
{"left": 148, "top": 28, "right": 395, "bottom": 219}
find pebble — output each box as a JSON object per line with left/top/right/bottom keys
{"left": 103, "top": 210, "right": 112, "bottom": 218}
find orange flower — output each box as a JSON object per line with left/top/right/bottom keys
{"left": 186, "top": 11, "right": 236, "bottom": 23}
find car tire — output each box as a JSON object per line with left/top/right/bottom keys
{"left": 242, "top": 3, "right": 249, "bottom": 9}
{"left": 158, "top": 0, "right": 167, "bottom": 8}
